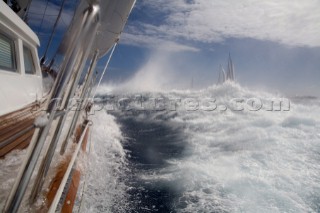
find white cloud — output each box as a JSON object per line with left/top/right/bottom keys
{"left": 126, "top": 0, "right": 320, "bottom": 48}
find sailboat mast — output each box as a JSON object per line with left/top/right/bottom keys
{"left": 217, "top": 54, "right": 235, "bottom": 85}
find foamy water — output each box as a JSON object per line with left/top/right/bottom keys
{"left": 74, "top": 110, "right": 129, "bottom": 212}
{"left": 155, "top": 84, "right": 320, "bottom": 212}
{"left": 1, "top": 82, "right": 319, "bottom": 212}
{"left": 89, "top": 82, "right": 320, "bottom": 212}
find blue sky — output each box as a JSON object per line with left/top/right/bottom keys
{"left": 29, "top": 0, "right": 320, "bottom": 96}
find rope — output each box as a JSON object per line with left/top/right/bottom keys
{"left": 92, "top": 42, "right": 118, "bottom": 99}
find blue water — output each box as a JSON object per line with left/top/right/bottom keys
{"left": 114, "top": 111, "right": 185, "bottom": 212}
{"left": 79, "top": 83, "right": 320, "bottom": 213}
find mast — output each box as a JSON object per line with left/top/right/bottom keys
{"left": 217, "top": 54, "right": 235, "bottom": 85}
{"left": 227, "top": 53, "right": 235, "bottom": 81}
{"left": 218, "top": 64, "right": 226, "bottom": 84}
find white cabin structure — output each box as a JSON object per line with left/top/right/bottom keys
{"left": 0, "top": 1, "right": 43, "bottom": 116}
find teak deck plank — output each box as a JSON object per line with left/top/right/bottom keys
{"left": 0, "top": 100, "right": 45, "bottom": 158}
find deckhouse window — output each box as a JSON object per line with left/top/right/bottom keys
{"left": 23, "top": 46, "right": 36, "bottom": 74}
{"left": 0, "top": 33, "right": 16, "bottom": 71}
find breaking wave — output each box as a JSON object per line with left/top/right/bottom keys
{"left": 2, "top": 82, "right": 318, "bottom": 212}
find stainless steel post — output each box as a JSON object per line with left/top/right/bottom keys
{"left": 3, "top": 5, "right": 99, "bottom": 212}
{"left": 60, "top": 50, "right": 99, "bottom": 154}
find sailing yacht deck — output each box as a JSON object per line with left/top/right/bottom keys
{"left": 0, "top": 100, "right": 45, "bottom": 157}
{"left": 1, "top": 0, "right": 136, "bottom": 212}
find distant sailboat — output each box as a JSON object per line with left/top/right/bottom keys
{"left": 217, "top": 53, "right": 235, "bottom": 84}
{"left": 217, "top": 64, "right": 226, "bottom": 84}
{"left": 227, "top": 53, "right": 235, "bottom": 81}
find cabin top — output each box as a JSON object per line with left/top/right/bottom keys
{"left": 0, "top": 1, "right": 39, "bottom": 47}
{"left": 0, "top": 1, "right": 43, "bottom": 116}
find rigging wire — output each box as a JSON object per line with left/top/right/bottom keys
{"left": 92, "top": 42, "right": 118, "bottom": 99}
{"left": 22, "top": 0, "right": 33, "bottom": 22}
{"left": 37, "top": 0, "right": 50, "bottom": 35}
{"left": 49, "top": 0, "right": 80, "bottom": 66}
{"left": 27, "top": 12, "right": 58, "bottom": 16}
{"left": 41, "top": 0, "right": 67, "bottom": 65}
